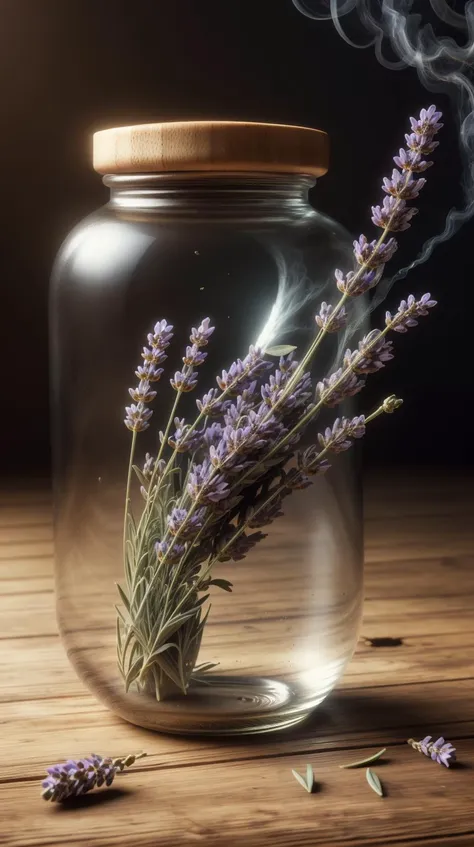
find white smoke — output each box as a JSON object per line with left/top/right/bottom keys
{"left": 256, "top": 247, "right": 324, "bottom": 349}
{"left": 293, "top": 0, "right": 474, "bottom": 344}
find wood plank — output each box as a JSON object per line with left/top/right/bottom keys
{"left": 0, "top": 557, "right": 53, "bottom": 581}
{"left": 2, "top": 736, "right": 474, "bottom": 846}
{"left": 0, "top": 524, "right": 53, "bottom": 545}
{"left": 2, "top": 624, "right": 474, "bottom": 707}
{"left": 1, "top": 554, "right": 473, "bottom": 598}
{"left": 1, "top": 678, "right": 474, "bottom": 781}
{"left": 0, "top": 540, "right": 54, "bottom": 561}
{"left": 364, "top": 556, "right": 474, "bottom": 598}
{"left": 4, "top": 583, "right": 474, "bottom": 641}
{"left": 1, "top": 474, "right": 473, "bottom": 847}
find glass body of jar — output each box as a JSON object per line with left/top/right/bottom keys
{"left": 50, "top": 171, "right": 367, "bottom": 735}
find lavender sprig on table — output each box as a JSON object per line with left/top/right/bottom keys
{"left": 408, "top": 736, "right": 456, "bottom": 767}
{"left": 41, "top": 753, "right": 146, "bottom": 802}
{"left": 116, "top": 107, "right": 442, "bottom": 701}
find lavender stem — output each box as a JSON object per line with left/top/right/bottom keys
{"left": 122, "top": 430, "right": 137, "bottom": 584}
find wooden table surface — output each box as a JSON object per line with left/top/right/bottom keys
{"left": 1, "top": 471, "right": 473, "bottom": 847}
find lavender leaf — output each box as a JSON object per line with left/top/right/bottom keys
{"left": 366, "top": 767, "right": 384, "bottom": 798}
{"left": 208, "top": 578, "right": 233, "bottom": 592}
{"left": 291, "top": 768, "right": 312, "bottom": 793}
{"left": 339, "top": 748, "right": 387, "bottom": 769}
{"left": 265, "top": 345, "right": 297, "bottom": 356}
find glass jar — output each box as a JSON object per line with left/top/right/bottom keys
{"left": 50, "top": 120, "right": 367, "bottom": 735}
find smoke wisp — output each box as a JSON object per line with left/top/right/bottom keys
{"left": 293, "top": 0, "right": 474, "bottom": 350}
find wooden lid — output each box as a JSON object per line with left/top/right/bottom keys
{"left": 93, "top": 120, "right": 329, "bottom": 177}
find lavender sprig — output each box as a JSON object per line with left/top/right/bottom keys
{"left": 116, "top": 107, "right": 442, "bottom": 701}
{"left": 407, "top": 736, "right": 456, "bottom": 767}
{"left": 41, "top": 752, "right": 146, "bottom": 802}
{"left": 265, "top": 105, "right": 441, "bottom": 417}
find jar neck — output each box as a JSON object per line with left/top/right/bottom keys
{"left": 103, "top": 172, "right": 316, "bottom": 220}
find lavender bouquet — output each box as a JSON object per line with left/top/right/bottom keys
{"left": 117, "top": 106, "right": 442, "bottom": 701}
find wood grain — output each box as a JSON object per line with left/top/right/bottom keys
{"left": 92, "top": 120, "right": 329, "bottom": 176}
{"left": 0, "top": 471, "right": 473, "bottom": 846}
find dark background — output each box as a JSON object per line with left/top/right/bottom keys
{"left": 1, "top": 0, "right": 472, "bottom": 475}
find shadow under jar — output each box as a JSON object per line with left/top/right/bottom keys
{"left": 50, "top": 120, "right": 367, "bottom": 735}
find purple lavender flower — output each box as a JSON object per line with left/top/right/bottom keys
{"left": 297, "top": 445, "right": 331, "bottom": 476}
{"left": 405, "top": 132, "right": 439, "bottom": 155}
{"left": 135, "top": 364, "right": 164, "bottom": 382}
{"left": 316, "top": 368, "right": 365, "bottom": 407}
{"left": 385, "top": 293, "right": 437, "bottom": 333}
{"left": 382, "top": 169, "right": 427, "bottom": 200}
{"left": 409, "top": 105, "right": 443, "bottom": 137}
{"left": 41, "top": 753, "right": 146, "bottom": 802}
{"left": 393, "top": 147, "right": 432, "bottom": 173}
{"left": 247, "top": 498, "right": 284, "bottom": 528}
{"left": 371, "top": 196, "right": 418, "bottom": 232}
{"left": 344, "top": 329, "right": 394, "bottom": 375}
{"left": 284, "top": 467, "right": 313, "bottom": 490}
{"left": 168, "top": 417, "right": 202, "bottom": 452}
{"left": 190, "top": 317, "right": 215, "bottom": 347}
{"left": 215, "top": 347, "right": 271, "bottom": 397}
{"left": 141, "top": 453, "right": 166, "bottom": 482}
{"left": 209, "top": 431, "right": 254, "bottom": 474}
{"left": 223, "top": 389, "right": 257, "bottom": 426}
{"left": 335, "top": 267, "right": 380, "bottom": 297}
{"left": 155, "top": 539, "right": 186, "bottom": 564}
{"left": 128, "top": 379, "right": 157, "bottom": 403}
{"left": 216, "top": 529, "right": 267, "bottom": 562}
{"left": 187, "top": 459, "right": 229, "bottom": 504}
{"left": 196, "top": 388, "right": 228, "bottom": 417}
{"left": 261, "top": 355, "right": 312, "bottom": 413}
{"left": 353, "top": 234, "right": 398, "bottom": 269}
{"left": 315, "top": 302, "right": 348, "bottom": 332}
{"left": 167, "top": 506, "right": 206, "bottom": 538}
{"left": 124, "top": 402, "right": 153, "bottom": 432}
{"left": 216, "top": 360, "right": 247, "bottom": 393}
{"left": 408, "top": 736, "right": 456, "bottom": 768}
{"left": 318, "top": 415, "right": 366, "bottom": 454}
{"left": 242, "top": 345, "right": 272, "bottom": 379}
{"left": 183, "top": 344, "right": 208, "bottom": 367}
{"left": 147, "top": 319, "right": 174, "bottom": 350}
{"left": 170, "top": 369, "right": 199, "bottom": 392}
{"left": 142, "top": 452, "right": 155, "bottom": 479}
{"left": 201, "top": 421, "right": 224, "bottom": 448}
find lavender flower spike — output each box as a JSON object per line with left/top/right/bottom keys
{"left": 42, "top": 752, "right": 146, "bottom": 802}
{"left": 187, "top": 458, "right": 229, "bottom": 504}
{"left": 317, "top": 368, "right": 365, "bottom": 407}
{"left": 382, "top": 169, "right": 427, "bottom": 201}
{"left": 335, "top": 267, "right": 379, "bottom": 297}
{"left": 353, "top": 234, "right": 398, "bottom": 269}
{"left": 147, "top": 319, "right": 174, "bottom": 350}
{"left": 371, "top": 196, "right": 418, "bottom": 232}
{"left": 410, "top": 105, "right": 443, "bottom": 137}
{"left": 190, "top": 316, "right": 215, "bottom": 347}
{"left": 407, "top": 736, "right": 456, "bottom": 768}
{"left": 318, "top": 416, "right": 366, "bottom": 454}
{"left": 386, "top": 293, "right": 437, "bottom": 333}
{"left": 344, "top": 329, "right": 394, "bottom": 375}
{"left": 124, "top": 402, "right": 153, "bottom": 432}
{"left": 170, "top": 369, "right": 199, "bottom": 392}
{"left": 316, "top": 302, "right": 348, "bottom": 332}
{"left": 128, "top": 379, "right": 157, "bottom": 403}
